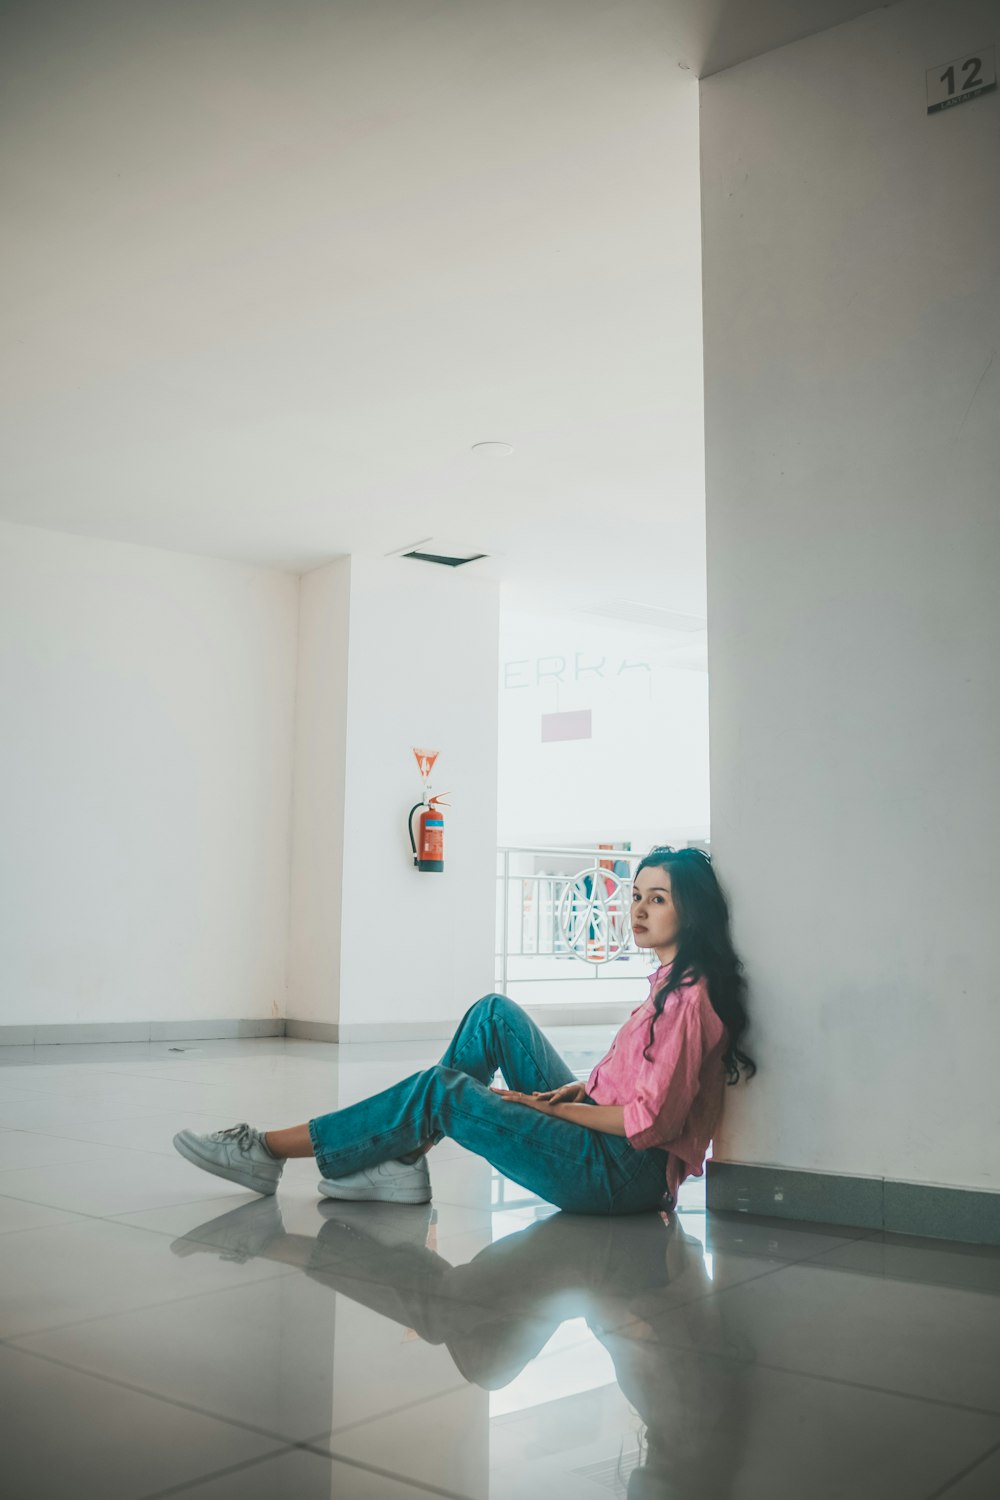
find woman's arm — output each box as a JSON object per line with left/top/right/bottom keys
{"left": 552, "top": 1102, "right": 627, "bottom": 1136}
{"left": 490, "top": 1089, "right": 627, "bottom": 1137}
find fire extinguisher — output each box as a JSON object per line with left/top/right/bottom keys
{"left": 409, "top": 793, "right": 448, "bottom": 872}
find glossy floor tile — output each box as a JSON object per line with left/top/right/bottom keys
{"left": 144, "top": 1446, "right": 458, "bottom": 1499}
{"left": 932, "top": 1444, "right": 1000, "bottom": 1500}
{"left": 0, "top": 1343, "right": 284, "bottom": 1499}
{"left": 1, "top": 1032, "right": 997, "bottom": 1500}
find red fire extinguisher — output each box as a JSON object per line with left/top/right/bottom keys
{"left": 409, "top": 793, "right": 449, "bottom": 872}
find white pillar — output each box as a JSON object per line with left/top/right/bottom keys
{"left": 289, "top": 554, "right": 499, "bottom": 1040}
{"left": 287, "top": 555, "right": 352, "bottom": 1035}
{"left": 700, "top": 0, "right": 1000, "bottom": 1194}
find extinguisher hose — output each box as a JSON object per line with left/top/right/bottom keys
{"left": 408, "top": 803, "right": 424, "bottom": 858}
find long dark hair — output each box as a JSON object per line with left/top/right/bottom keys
{"left": 635, "top": 847, "right": 756, "bottom": 1086}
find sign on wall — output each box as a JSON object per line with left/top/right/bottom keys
{"left": 926, "top": 46, "right": 996, "bottom": 114}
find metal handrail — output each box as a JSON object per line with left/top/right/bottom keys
{"left": 495, "top": 841, "right": 709, "bottom": 998}
{"left": 497, "top": 844, "right": 645, "bottom": 860}
{"left": 496, "top": 844, "right": 641, "bottom": 996}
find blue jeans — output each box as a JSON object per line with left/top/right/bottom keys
{"left": 308, "top": 994, "right": 671, "bottom": 1215}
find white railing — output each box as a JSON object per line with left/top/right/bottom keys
{"left": 495, "top": 845, "right": 648, "bottom": 1002}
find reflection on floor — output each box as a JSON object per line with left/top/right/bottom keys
{"left": 1, "top": 1031, "right": 999, "bottom": 1499}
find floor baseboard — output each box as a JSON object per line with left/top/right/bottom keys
{"left": 707, "top": 1159, "right": 1000, "bottom": 1247}
{"left": 0, "top": 1019, "right": 285, "bottom": 1046}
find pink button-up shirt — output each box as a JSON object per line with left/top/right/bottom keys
{"left": 586, "top": 963, "right": 728, "bottom": 1206}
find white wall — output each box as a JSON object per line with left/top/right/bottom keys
{"left": 288, "top": 555, "right": 500, "bottom": 1034}
{"left": 0, "top": 522, "right": 298, "bottom": 1028}
{"left": 702, "top": 0, "right": 1000, "bottom": 1190}
{"left": 2, "top": 530, "right": 495, "bottom": 1038}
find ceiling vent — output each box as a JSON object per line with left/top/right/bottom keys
{"left": 387, "top": 539, "right": 489, "bottom": 569}
{"left": 403, "top": 548, "right": 487, "bottom": 568}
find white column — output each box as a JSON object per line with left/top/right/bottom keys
{"left": 700, "top": 0, "right": 1000, "bottom": 1191}
{"left": 287, "top": 555, "right": 352, "bottom": 1031}
{"left": 289, "top": 554, "right": 499, "bottom": 1040}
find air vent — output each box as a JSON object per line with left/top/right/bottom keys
{"left": 403, "top": 549, "right": 487, "bottom": 568}
{"left": 387, "top": 538, "right": 490, "bottom": 569}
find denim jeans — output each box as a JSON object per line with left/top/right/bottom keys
{"left": 308, "top": 993, "right": 671, "bottom": 1215}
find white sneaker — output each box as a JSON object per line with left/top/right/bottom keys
{"left": 172, "top": 1123, "right": 283, "bottom": 1196}
{"left": 317, "top": 1156, "right": 431, "bottom": 1204}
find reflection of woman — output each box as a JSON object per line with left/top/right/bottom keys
{"left": 312, "top": 1210, "right": 753, "bottom": 1498}
{"left": 172, "top": 1202, "right": 752, "bottom": 1497}
{"left": 174, "top": 848, "right": 756, "bottom": 1216}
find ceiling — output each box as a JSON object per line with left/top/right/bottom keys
{"left": 0, "top": 0, "right": 881, "bottom": 618}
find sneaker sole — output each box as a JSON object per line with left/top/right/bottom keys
{"left": 317, "top": 1180, "right": 431, "bottom": 1204}
{"left": 172, "top": 1132, "right": 280, "bottom": 1196}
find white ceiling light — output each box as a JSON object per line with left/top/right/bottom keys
{"left": 470, "top": 441, "right": 514, "bottom": 457}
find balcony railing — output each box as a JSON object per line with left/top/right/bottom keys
{"left": 495, "top": 845, "right": 651, "bottom": 1005}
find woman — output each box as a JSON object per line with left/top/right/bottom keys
{"left": 174, "top": 847, "right": 756, "bottom": 1215}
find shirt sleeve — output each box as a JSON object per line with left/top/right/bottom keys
{"left": 623, "top": 993, "right": 706, "bottom": 1150}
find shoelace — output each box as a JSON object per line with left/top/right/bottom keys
{"left": 215, "top": 1123, "right": 256, "bottom": 1152}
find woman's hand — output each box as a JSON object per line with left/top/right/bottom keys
{"left": 489, "top": 1080, "right": 586, "bottom": 1111}
{"left": 490, "top": 1087, "right": 625, "bottom": 1136}
{"left": 489, "top": 1088, "right": 555, "bottom": 1113}
{"left": 534, "top": 1081, "right": 587, "bottom": 1105}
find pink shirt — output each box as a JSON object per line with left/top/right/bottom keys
{"left": 586, "top": 963, "right": 728, "bottom": 1206}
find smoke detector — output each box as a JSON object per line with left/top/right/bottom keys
{"left": 470, "top": 441, "right": 514, "bottom": 457}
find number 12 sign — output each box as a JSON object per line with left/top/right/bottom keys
{"left": 926, "top": 46, "right": 996, "bottom": 114}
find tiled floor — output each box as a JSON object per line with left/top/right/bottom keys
{"left": 1, "top": 1032, "right": 998, "bottom": 1500}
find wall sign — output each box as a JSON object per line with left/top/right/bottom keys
{"left": 926, "top": 45, "right": 996, "bottom": 114}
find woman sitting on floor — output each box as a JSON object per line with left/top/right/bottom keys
{"left": 174, "top": 846, "right": 757, "bottom": 1216}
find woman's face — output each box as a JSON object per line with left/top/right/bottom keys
{"left": 630, "top": 866, "right": 680, "bottom": 959}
